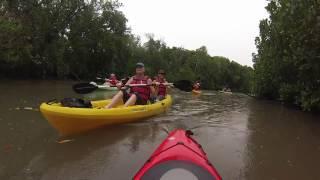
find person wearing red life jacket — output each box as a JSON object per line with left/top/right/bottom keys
{"left": 105, "top": 73, "right": 118, "bottom": 86}
{"left": 152, "top": 69, "right": 169, "bottom": 101}
{"left": 193, "top": 81, "right": 201, "bottom": 91}
{"left": 105, "top": 62, "right": 154, "bottom": 109}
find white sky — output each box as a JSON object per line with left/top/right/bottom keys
{"left": 119, "top": 0, "right": 269, "bottom": 66}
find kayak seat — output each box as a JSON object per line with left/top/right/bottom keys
{"left": 60, "top": 98, "right": 92, "bottom": 108}
{"left": 141, "top": 160, "right": 217, "bottom": 180}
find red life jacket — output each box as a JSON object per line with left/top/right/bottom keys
{"left": 193, "top": 83, "right": 201, "bottom": 90}
{"left": 130, "top": 76, "right": 150, "bottom": 101}
{"left": 155, "top": 77, "right": 166, "bottom": 96}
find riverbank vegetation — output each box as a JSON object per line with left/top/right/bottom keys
{"left": 0, "top": 0, "right": 252, "bottom": 92}
{"left": 253, "top": 0, "right": 320, "bottom": 111}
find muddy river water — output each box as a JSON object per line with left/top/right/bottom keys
{"left": 0, "top": 80, "right": 319, "bottom": 180}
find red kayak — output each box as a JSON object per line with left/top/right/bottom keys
{"left": 134, "top": 129, "right": 222, "bottom": 180}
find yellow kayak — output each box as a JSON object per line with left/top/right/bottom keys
{"left": 40, "top": 95, "right": 172, "bottom": 136}
{"left": 192, "top": 90, "right": 202, "bottom": 95}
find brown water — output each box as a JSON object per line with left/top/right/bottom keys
{"left": 0, "top": 80, "right": 319, "bottom": 180}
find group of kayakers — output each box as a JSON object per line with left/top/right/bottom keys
{"left": 103, "top": 62, "right": 201, "bottom": 109}
{"left": 105, "top": 62, "right": 170, "bottom": 108}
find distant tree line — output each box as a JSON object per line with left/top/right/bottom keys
{"left": 253, "top": 0, "right": 320, "bottom": 111}
{"left": 0, "top": 0, "right": 253, "bottom": 93}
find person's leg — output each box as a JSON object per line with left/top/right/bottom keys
{"left": 149, "top": 95, "right": 156, "bottom": 103}
{"left": 124, "top": 94, "right": 137, "bottom": 107}
{"left": 105, "top": 91, "right": 124, "bottom": 109}
{"left": 150, "top": 86, "right": 158, "bottom": 103}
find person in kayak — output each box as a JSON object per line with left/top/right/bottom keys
{"left": 152, "top": 69, "right": 169, "bottom": 101}
{"left": 105, "top": 62, "right": 153, "bottom": 109}
{"left": 193, "top": 81, "right": 201, "bottom": 91}
{"left": 105, "top": 73, "right": 118, "bottom": 86}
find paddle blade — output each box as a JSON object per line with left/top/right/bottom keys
{"left": 72, "top": 83, "right": 98, "bottom": 94}
{"left": 173, "top": 80, "right": 193, "bottom": 92}
{"left": 121, "top": 77, "right": 130, "bottom": 84}
{"left": 95, "top": 77, "right": 105, "bottom": 84}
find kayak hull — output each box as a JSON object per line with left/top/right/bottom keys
{"left": 134, "top": 129, "right": 222, "bottom": 180}
{"left": 192, "top": 90, "right": 202, "bottom": 95}
{"left": 40, "top": 95, "right": 172, "bottom": 136}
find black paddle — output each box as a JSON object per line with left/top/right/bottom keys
{"left": 73, "top": 77, "right": 130, "bottom": 94}
{"left": 72, "top": 80, "right": 193, "bottom": 94}
{"left": 95, "top": 77, "right": 106, "bottom": 84}
{"left": 72, "top": 83, "right": 99, "bottom": 94}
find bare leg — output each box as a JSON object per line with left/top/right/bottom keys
{"left": 105, "top": 91, "right": 124, "bottom": 109}
{"left": 150, "top": 86, "right": 157, "bottom": 97}
{"left": 124, "top": 94, "right": 137, "bottom": 107}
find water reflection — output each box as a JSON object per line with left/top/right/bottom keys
{"left": 244, "top": 100, "right": 320, "bottom": 180}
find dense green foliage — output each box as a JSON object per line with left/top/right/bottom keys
{"left": 0, "top": 0, "right": 130, "bottom": 79}
{"left": 0, "top": 0, "right": 252, "bottom": 92}
{"left": 253, "top": 0, "right": 320, "bottom": 111}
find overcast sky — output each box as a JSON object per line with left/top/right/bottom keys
{"left": 119, "top": 0, "right": 269, "bottom": 66}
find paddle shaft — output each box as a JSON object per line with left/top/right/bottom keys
{"left": 126, "top": 83, "right": 173, "bottom": 87}
{"left": 73, "top": 80, "right": 191, "bottom": 94}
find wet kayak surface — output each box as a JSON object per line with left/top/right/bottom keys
{"left": 0, "top": 80, "right": 320, "bottom": 180}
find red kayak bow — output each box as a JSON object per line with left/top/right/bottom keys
{"left": 134, "top": 129, "right": 222, "bottom": 180}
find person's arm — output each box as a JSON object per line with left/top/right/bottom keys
{"left": 148, "top": 78, "right": 156, "bottom": 97}
{"left": 125, "top": 77, "right": 133, "bottom": 86}
{"left": 152, "top": 79, "right": 157, "bottom": 84}
{"left": 164, "top": 79, "right": 171, "bottom": 93}
{"left": 118, "top": 77, "right": 133, "bottom": 89}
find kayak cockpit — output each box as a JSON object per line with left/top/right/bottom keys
{"left": 140, "top": 160, "right": 217, "bottom": 180}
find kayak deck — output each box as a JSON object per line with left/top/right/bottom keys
{"left": 134, "top": 129, "right": 222, "bottom": 180}
{"left": 192, "top": 90, "right": 202, "bottom": 95}
{"left": 40, "top": 95, "right": 172, "bottom": 136}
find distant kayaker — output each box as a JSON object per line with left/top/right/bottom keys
{"left": 105, "top": 62, "right": 154, "bottom": 109}
{"left": 105, "top": 73, "right": 118, "bottom": 86}
{"left": 193, "top": 81, "right": 201, "bottom": 91}
{"left": 152, "top": 69, "right": 169, "bottom": 101}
